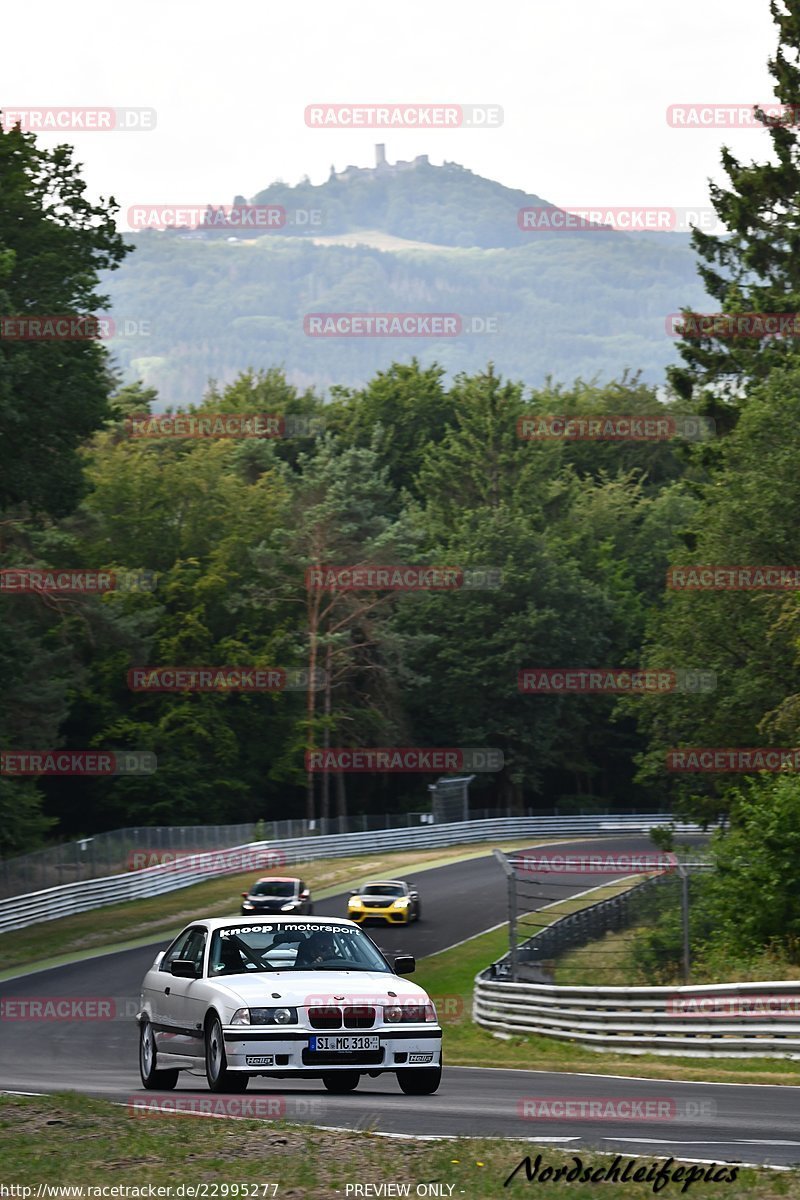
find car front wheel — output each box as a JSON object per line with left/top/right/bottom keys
{"left": 139, "top": 1019, "right": 179, "bottom": 1090}
{"left": 396, "top": 1063, "right": 441, "bottom": 1095}
{"left": 322, "top": 1071, "right": 360, "bottom": 1093}
{"left": 205, "top": 1014, "right": 248, "bottom": 1093}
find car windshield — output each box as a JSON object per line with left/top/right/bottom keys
{"left": 361, "top": 883, "right": 405, "bottom": 896}
{"left": 208, "top": 923, "right": 391, "bottom": 975}
{"left": 250, "top": 881, "right": 296, "bottom": 897}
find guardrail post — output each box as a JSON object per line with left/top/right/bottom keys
{"left": 679, "top": 862, "right": 691, "bottom": 984}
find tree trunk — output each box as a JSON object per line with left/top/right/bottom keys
{"left": 321, "top": 642, "right": 332, "bottom": 823}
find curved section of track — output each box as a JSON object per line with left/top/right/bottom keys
{"left": 5, "top": 835, "right": 798, "bottom": 1166}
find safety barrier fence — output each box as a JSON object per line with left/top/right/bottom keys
{"left": 0, "top": 813, "right": 696, "bottom": 933}
{"left": 473, "top": 974, "right": 800, "bottom": 1057}
{"left": 474, "top": 866, "right": 800, "bottom": 1058}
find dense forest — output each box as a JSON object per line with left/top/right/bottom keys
{"left": 4, "top": 0, "right": 800, "bottom": 896}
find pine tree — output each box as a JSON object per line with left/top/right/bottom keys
{"left": 669, "top": 0, "right": 800, "bottom": 432}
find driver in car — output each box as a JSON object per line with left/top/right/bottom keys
{"left": 296, "top": 930, "right": 342, "bottom": 966}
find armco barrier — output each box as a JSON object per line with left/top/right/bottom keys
{"left": 0, "top": 814, "right": 699, "bottom": 934}
{"left": 473, "top": 975, "right": 800, "bottom": 1058}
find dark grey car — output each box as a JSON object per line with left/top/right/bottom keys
{"left": 240, "top": 876, "right": 313, "bottom": 916}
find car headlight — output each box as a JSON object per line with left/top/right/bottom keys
{"left": 280, "top": 901, "right": 298, "bottom": 911}
{"left": 231, "top": 1007, "right": 298, "bottom": 1025}
{"left": 348, "top": 897, "right": 363, "bottom": 907}
{"left": 241, "top": 901, "right": 254, "bottom": 910}
{"left": 383, "top": 1004, "right": 435, "bottom": 1023}
{"left": 393, "top": 898, "right": 410, "bottom": 907}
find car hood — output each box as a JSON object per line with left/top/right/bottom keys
{"left": 211, "top": 970, "right": 430, "bottom": 1007}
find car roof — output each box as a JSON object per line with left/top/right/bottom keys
{"left": 250, "top": 876, "right": 300, "bottom": 883}
{"left": 192, "top": 916, "right": 358, "bottom": 932}
{"left": 360, "top": 879, "right": 407, "bottom": 887}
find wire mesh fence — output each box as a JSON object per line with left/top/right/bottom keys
{"left": 491, "top": 847, "right": 713, "bottom": 985}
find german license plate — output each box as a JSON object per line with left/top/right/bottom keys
{"left": 309, "top": 1035, "right": 379, "bottom": 1051}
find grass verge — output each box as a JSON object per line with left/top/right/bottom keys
{"left": 0, "top": 1092, "right": 793, "bottom": 1197}
{"left": 0, "top": 838, "right": 555, "bottom": 977}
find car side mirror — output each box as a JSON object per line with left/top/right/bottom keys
{"left": 393, "top": 955, "right": 416, "bottom": 975}
{"left": 300, "top": 889, "right": 309, "bottom": 899}
{"left": 241, "top": 892, "right": 249, "bottom": 899}
{"left": 348, "top": 889, "right": 358, "bottom": 897}
{"left": 170, "top": 959, "right": 200, "bottom": 978}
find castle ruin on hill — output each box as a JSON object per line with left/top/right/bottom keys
{"left": 329, "top": 144, "right": 429, "bottom": 183}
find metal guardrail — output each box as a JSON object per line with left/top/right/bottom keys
{"left": 3, "top": 807, "right": 640, "bottom": 898}
{"left": 473, "top": 975, "right": 800, "bottom": 1058}
{"left": 0, "top": 814, "right": 698, "bottom": 934}
{"left": 474, "top": 861, "right": 800, "bottom": 1058}
{"left": 0, "top": 813, "right": 441, "bottom": 899}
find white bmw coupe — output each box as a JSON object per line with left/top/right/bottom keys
{"left": 137, "top": 916, "right": 442, "bottom": 1095}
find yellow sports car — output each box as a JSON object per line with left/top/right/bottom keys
{"left": 347, "top": 879, "right": 421, "bottom": 925}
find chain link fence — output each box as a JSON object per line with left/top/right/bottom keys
{"left": 491, "top": 847, "right": 713, "bottom": 984}
{"left": 0, "top": 806, "right": 550, "bottom": 900}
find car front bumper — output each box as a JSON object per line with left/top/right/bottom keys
{"left": 221, "top": 1026, "right": 442, "bottom": 1073}
{"left": 348, "top": 905, "right": 411, "bottom": 924}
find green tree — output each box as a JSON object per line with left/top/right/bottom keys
{"left": 0, "top": 120, "right": 130, "bottom": 514}
{"left": 669, "top": 0, "right": 800, "bottom": 430}
{"left": 634, "top": 364, "right": 800, "bottom": 820}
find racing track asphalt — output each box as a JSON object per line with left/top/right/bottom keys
{"left": 3, "top": 834, "right": 799, "bottom": 1167}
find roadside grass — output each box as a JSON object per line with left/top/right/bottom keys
{"left": 0, "top": 1092, "right": 793, "bottom": 1198}
{"left": 0, "top": 838, "right": 552, "bottom": 977}
{"left": 553, "top": 923, "right": 640, "bottom": 985}
{"left": 553, "top": 925, "right": 800, "bottom": 988}
{"left": 414, "top": 881, "right": 800, "bottom": 1087}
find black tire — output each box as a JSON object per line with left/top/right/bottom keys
{"left": 396, "top": 1063, "right": 442, "bottom": 1095}
{"left": 322, "top": 1071, "right": 360, "bottom": 1093}
{"left": 415, "top": 902, "right": 422, "bottom": 922}
{"left": 139, "top": 1019, "right": 179, "bottom": 1090}
{"left": 205, "top": 1014, "right": 249, "bottom": 1093}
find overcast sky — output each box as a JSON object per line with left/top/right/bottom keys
{"left": 3, "top": 0, "right": 780, "bottom": 228}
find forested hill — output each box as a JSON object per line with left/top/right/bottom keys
{"left": 104, "top": 156, "right": 712, "bottom": 405}
{"left": 250, "top": 158, "right": 556, "bottom": 248}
